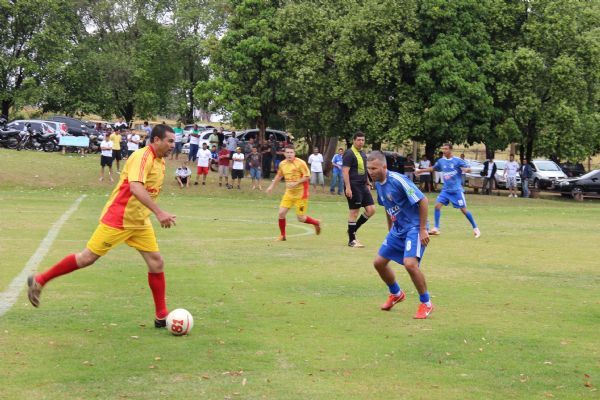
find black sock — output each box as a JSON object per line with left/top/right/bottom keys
{"left": 355, "top": 213, "right": 370, "bottom": 231}
{"left": 347, "top": 222, "right": 357, "bottom": 242}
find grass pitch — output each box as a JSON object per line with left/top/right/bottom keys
{"left": 0, "top": 149, "right": 598, "bottom": 399}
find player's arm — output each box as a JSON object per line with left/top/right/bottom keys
{"left": 418, "top": 197, "right": 430, "bottom": 246}
{"left": 416, "top": 165, "right": 434, "bottom": 175}
{"left": 266, "top": 169, "right": 284, "bottom": 194}
{"left": 129, "top": 182, "right": 176, "bottom": 228}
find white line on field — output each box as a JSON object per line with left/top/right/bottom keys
{"left": 0, "top": 195, "right": 86, "bottom": 317}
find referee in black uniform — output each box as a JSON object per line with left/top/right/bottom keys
{"left": 342, "top": 132, "right": 375, "bottom": 247}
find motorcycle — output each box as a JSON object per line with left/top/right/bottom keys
{"left": 17, "top": 124, "right": 59, "bottom": 152}
{"left": 0, "top": 117, "right": 22, "bottom": 149}
{"left": 88, "top": 133, "right": 101, "bottom": 153}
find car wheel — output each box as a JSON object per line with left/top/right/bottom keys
{"left": 533, "top": 179, "right": 540, "bottom": 190}
{"left": 571, "top": 186, "right": 583, "bottom": 201}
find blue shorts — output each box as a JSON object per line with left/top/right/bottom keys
{"left": 436, "top": 190, "right": 467, "bottom": 209}
{"left": 250, "top": 167, "right": 261, "bottom": 179}
{"left": 378, "top": 227, "right": 425, "bottom": 265}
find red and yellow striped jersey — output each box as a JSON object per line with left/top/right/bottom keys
{"left": 276, "top": 158, "right": 310, "bottom": 199}
{"left": 100, "top": 146, "right": 165, "bottom": 229}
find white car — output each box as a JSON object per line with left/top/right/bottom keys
{"left": 494, "top": 160, "right": 522, "bottom": 189}
{"left": 182, "top": 129, "right": 232, "bottom": 154}
{"left": 530, "top": 160, "right": 568, "bottom": 189}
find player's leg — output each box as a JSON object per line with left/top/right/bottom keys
{"left": 277, "top": 204, "right": 290, "bottom": 241}
{"left": 28, "top": 248, "right": 101, "bottom": 308}
{"left": 194, "top": 166, "right": 200, "bottom": 185}
{"left": 375, "top": 235, "right": 407, "bottom": 310}
{"left": 355, "top": 204, "right": 375, "bottom": 234}
{"left": 138, "top": 250, "right": 169, "bottom": 327}
{"left": 403, "top": 257, "right": 433, "bottom": 319}
{"left": 295, "top": 199, "right": 321, "bottom": 235}
{"left": 459, "top": 206, "right": 480, "bottom": 238}
{"left": 430, "top": 200, "right": 445, "bottom": 235}
{"left": 347, "top": 207, "right": 361, "bottom": 246}
{"left": 203, "top": 168, "right": 208, "bottom": 184}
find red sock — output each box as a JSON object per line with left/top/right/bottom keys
{"left": 278, "top": 218, "right": 286, "bottom": 237}
{"left": 36, "top": 254, "right": 79, "bottom": 286}
{"left": 148, "top": 272, "right": 168, "bottom": 319}
{"left": 304, "top": 216, "right": 319, "bottom": 226}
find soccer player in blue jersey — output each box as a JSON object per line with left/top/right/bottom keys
{"left": 416, "top": 143, "right": 481, "bottom": 238}
{"left": 366, "top": 151, "right": 433, "bottom": 319}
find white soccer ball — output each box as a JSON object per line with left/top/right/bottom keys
{"left": 166, "top": 308, "right": 194, "bottom": 336}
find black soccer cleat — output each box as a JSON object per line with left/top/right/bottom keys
{"left": 154, "top": 318, "right": 166, "bottom": 328}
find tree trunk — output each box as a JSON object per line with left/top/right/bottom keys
{"left": 484, "top": 144, "right": 495, "bottom": 160}
{"left": 425, "top": 140, "right": 438, "bottom": 162}
{"left": 1, "top": 99, "right": 11, "bottom": 119}
{"left": 121, "top": 102, "right": 135, "bottom": 126}
{"left": 323, "top": 136, "right": 339, "bottom": 175}
{"left": 372, "top": 140, "right": 382, "bottom": 151}
{"left": 257, "top": 117, "right": 267, "bottom": 144}
{"left": 184, "top": 54, "right": 195, "bottom": 124}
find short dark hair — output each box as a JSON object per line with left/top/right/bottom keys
{"left": 144, "top": 121, "right": 149, "bottom": 125}
{"left": 353, "top": 132, "right": 365, "bottom": 140}
{"left": 442, "top": 143, "right": 453, "bottom": 149}
{"left": 285, "top": 144, "right": 295, "bottom": 150}
{"left": 510, "top": 153, "right": 515, "bottom": 157}
{"left": 150, "top": 124, "right": 174, "bottom": 141}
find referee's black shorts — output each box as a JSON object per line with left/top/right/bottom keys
{"left": 346, "top": 183, "right": 374, "bottom": 210}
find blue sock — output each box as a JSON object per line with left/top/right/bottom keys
{"left": 434, "top": 208, "right": 441, "bottom": 229}
{"left": 419, "top": 291, "right": 430, "bottom": 304}
{"left": 388, "top": 282, "right": 401, "bottom": 295}
{"left": 465, "top": 211, "right": 477, "bottom": 228}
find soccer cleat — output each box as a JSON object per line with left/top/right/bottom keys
{"left": 473, "top": 227, "right": 481, "bottom": 238}
{"left": 276, "top": 235, "right": 286, "bottom": 241}
{"left": 414, "top": 303, "right": 434, "bottom": 319}
{"left": 27, "top": 275, "right": 42, "bottom": 308}
{"left": 348, "top": 239, "right": 364, "bottom": 248}
{"left": 381, "top": 291, "right": 406, "bottom": 311}
{"left": 314, "top": 221, "right": 321, "bottom": 235}
{"left": 428, "top": 228, "right": 441, "bottom": 235}
{"left": 154, "top": 318, "right": 167, "bottom": 328}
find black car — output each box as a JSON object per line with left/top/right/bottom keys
{"left": 556, "top": 170, "right": 600, "bottom": 199}
{"left": 49, "top": 115, "right": 88, "bottom": 136}
{"left": 382, "top": 151, "right": 407, "bottom": 174}
{"left": 559, "top": 162, "right": 586, "bottom": 177}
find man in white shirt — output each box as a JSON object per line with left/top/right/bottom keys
{"left": 231, "top": 147, "right": 245, "bottom": 189}
{"left": 195, "top": 143, "right": 212, "bottom": 186}
{"left": 308, "top": 147, "right": 325, "bottom": 192}
{"left": 175, "top": 161, "right": 192, "bottom": 188}
{"left": 99, "top": 133, "right": 114, "bottom": 182}
{"left": 503, "top": 154, "right": 520, "bottom": 198}
{"left": 418, "top": 155, "right": 432, "bottom": 192}
{"left": 127, "top": 132, "right": 140, "bottom": 157}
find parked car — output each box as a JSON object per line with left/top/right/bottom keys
{"left": 559, "top": 162, "right": 586, "bottom": 178}
{"left": 556, "top": 169, "right": 600, "bottom": 198}
{"left": 494, "top": 160, "right": 522, "bottom": 189}
{"left": 49, "top": 115, "right": 88, "bottom": 136}
{"left": 181, "top": 130, "right": 233, "bottom": 154}
{"left": 7, "top": 119, "right": 66, "bottom": 137}
{"left": 236, "top": 128, "right": 292, "bottom": 144}
{"left": 530, "top": 160, "right": 568, "bottom": 190}
{"left": 463, "top": 159, "right": 484, "bottom": 188}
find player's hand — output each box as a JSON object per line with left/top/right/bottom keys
{"left": 157, "top": 210, "right": 177, "bottom": 228}
{"left": 415, "top": 169, "right": 422, "bottom": 176}
{"left": 265, "top": 185, "right": 273, "bottom": 194}
{"left": 345, "top": 187, "right": 353, "bottom": 198}
{"left": 420, "top": 228, "right": 429, "bottom": 246}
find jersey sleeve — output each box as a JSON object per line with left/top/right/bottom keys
{"left": 433, "top": 160, "right": 441, "bottom": 171}
{"left": 391, "top": 174, "right": 424, "bottom": 206}
{"left": 342, "top": 151, "right": 354, "bottom": 168}
{"left": 128, "top": 149, "right": 152, "bottom": 184}
{"left": 300, "top": 160, "right": 310, "bottom": 177}
{"left": 458, "top": 158, "right": 468, "bottom": 169}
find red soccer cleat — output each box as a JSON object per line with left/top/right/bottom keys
{"left": 276, "top": 235, "right": 286, "bottom": 241}
{"left": 380, "top": 291, "right": 406, "bottom": 311}
{"left": 414, "top": 303, "right": 434, "bottom": 319}
{"left": 314, "top": 221, "right": 321, "bottom": 235}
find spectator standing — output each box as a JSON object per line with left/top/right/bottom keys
{"left": 481, "top": 157, "right": 497, "bottom": 195}
{"left": 274, "top": 141, "right": 285, "bottom": 171}
{"left": 330, "top": 148, "right": 344, "bottom": 195}
{"left": 109, "top": 128, "right": 123, "bottom": 173}
{"left": 460, "top": 153, "right": 467, "bottom": 186}
{"left": 226, "top": 133, "right": 238, "bottom": 160}
{"left": 99, "top": 133, "right": 114, "bottom": 182}
{"left": 218, "top": 145, "right": 231, "bottom": 188}
{"left": 188, "top": 124, "right": 199, "bottom": 162}
{"left": 247, "top": 146, "right": 263, "bottom": 190}
{"left": 308, "top": 147, "right": 325, "bottom": 193}
{"left": 217, "top": 127, "right": 225, "bottom": 147}
{"left": 209, "top": 129, "right": 219, "bottom": 148}
{"left": 195, "top": 143, "right": 211, "bottom": 186}
{"left": 114, "top": 117, "right": 127, "bottom": 131}
{"left": 418, "top": 155, "right": 432, "bottom": 192}
{"left": 231, "top": 147, "right": 245, "bottom": 189}
{"left": 127, "top": 131, "right": 140, "bottom": 158}
{"left": 142, "top": 121, "right": 152, "bottom": 140}
{"left": 504, "top": 154, "right": 520, "bottom": 198}
{"left": 172, "top": 126, "right": 183, "bottom": 160}
{"left": 244, "top": 137, "right": 256, "bottom": 175}
{"left": 520, "top": 158, "right": 533, "bottom": 198}
{"left": 210, "top": 145, "right": 218, "bottom": 170}
{"left": 261, "top": 140, "right": 273, "bottom": 179}
{"left": 175, "top": 161, "right": 192, "bottom": 188}
{"left": 433, "top": 151, "right": 444, "bottom": 191}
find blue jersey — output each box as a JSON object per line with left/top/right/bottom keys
{"left": 375, "top": 171, "right": 424, "bottom": 237}
{"left": 433, "top": 156, "right": 468, "bottom": 193}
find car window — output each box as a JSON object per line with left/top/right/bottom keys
{"left": 533, "top": 161, "right": 561, "bottom": 171}
{"left": 202, "top": 133, "right": 211, "bottom": 139}
{"left": 7, "top": 121, "right": 25, "bottom": 130}
{"left": 578, "top": 170, "right": 599, "bottom": 180}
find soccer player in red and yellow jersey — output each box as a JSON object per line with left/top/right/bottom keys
{"left": 27, "top": 125, "right": 177, "bottom": 328}
{"left": 266, "top": 145, "right": 321, "bottom": 241}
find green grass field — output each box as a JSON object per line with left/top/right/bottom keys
{"left": 0, "top": 149, "right": 598, "bottom": 399}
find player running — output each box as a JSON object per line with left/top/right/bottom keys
{"left": 266, "top": 144, "right": 321, "bottom": 241}
{"left": 366, "top": 151, "right": 433, "bottom": 319}
{"left": 416, "top": 143, "right": 480, "bottom": 238}
{"left": 27, "top": 124, "right": 177, "bottom": 328}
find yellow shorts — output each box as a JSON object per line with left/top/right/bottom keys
{"left": 86, "top": 223, "right": 159, "bottom": 256}
{"left": 280, "top": 194, "right": 308, "bottom": 216}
